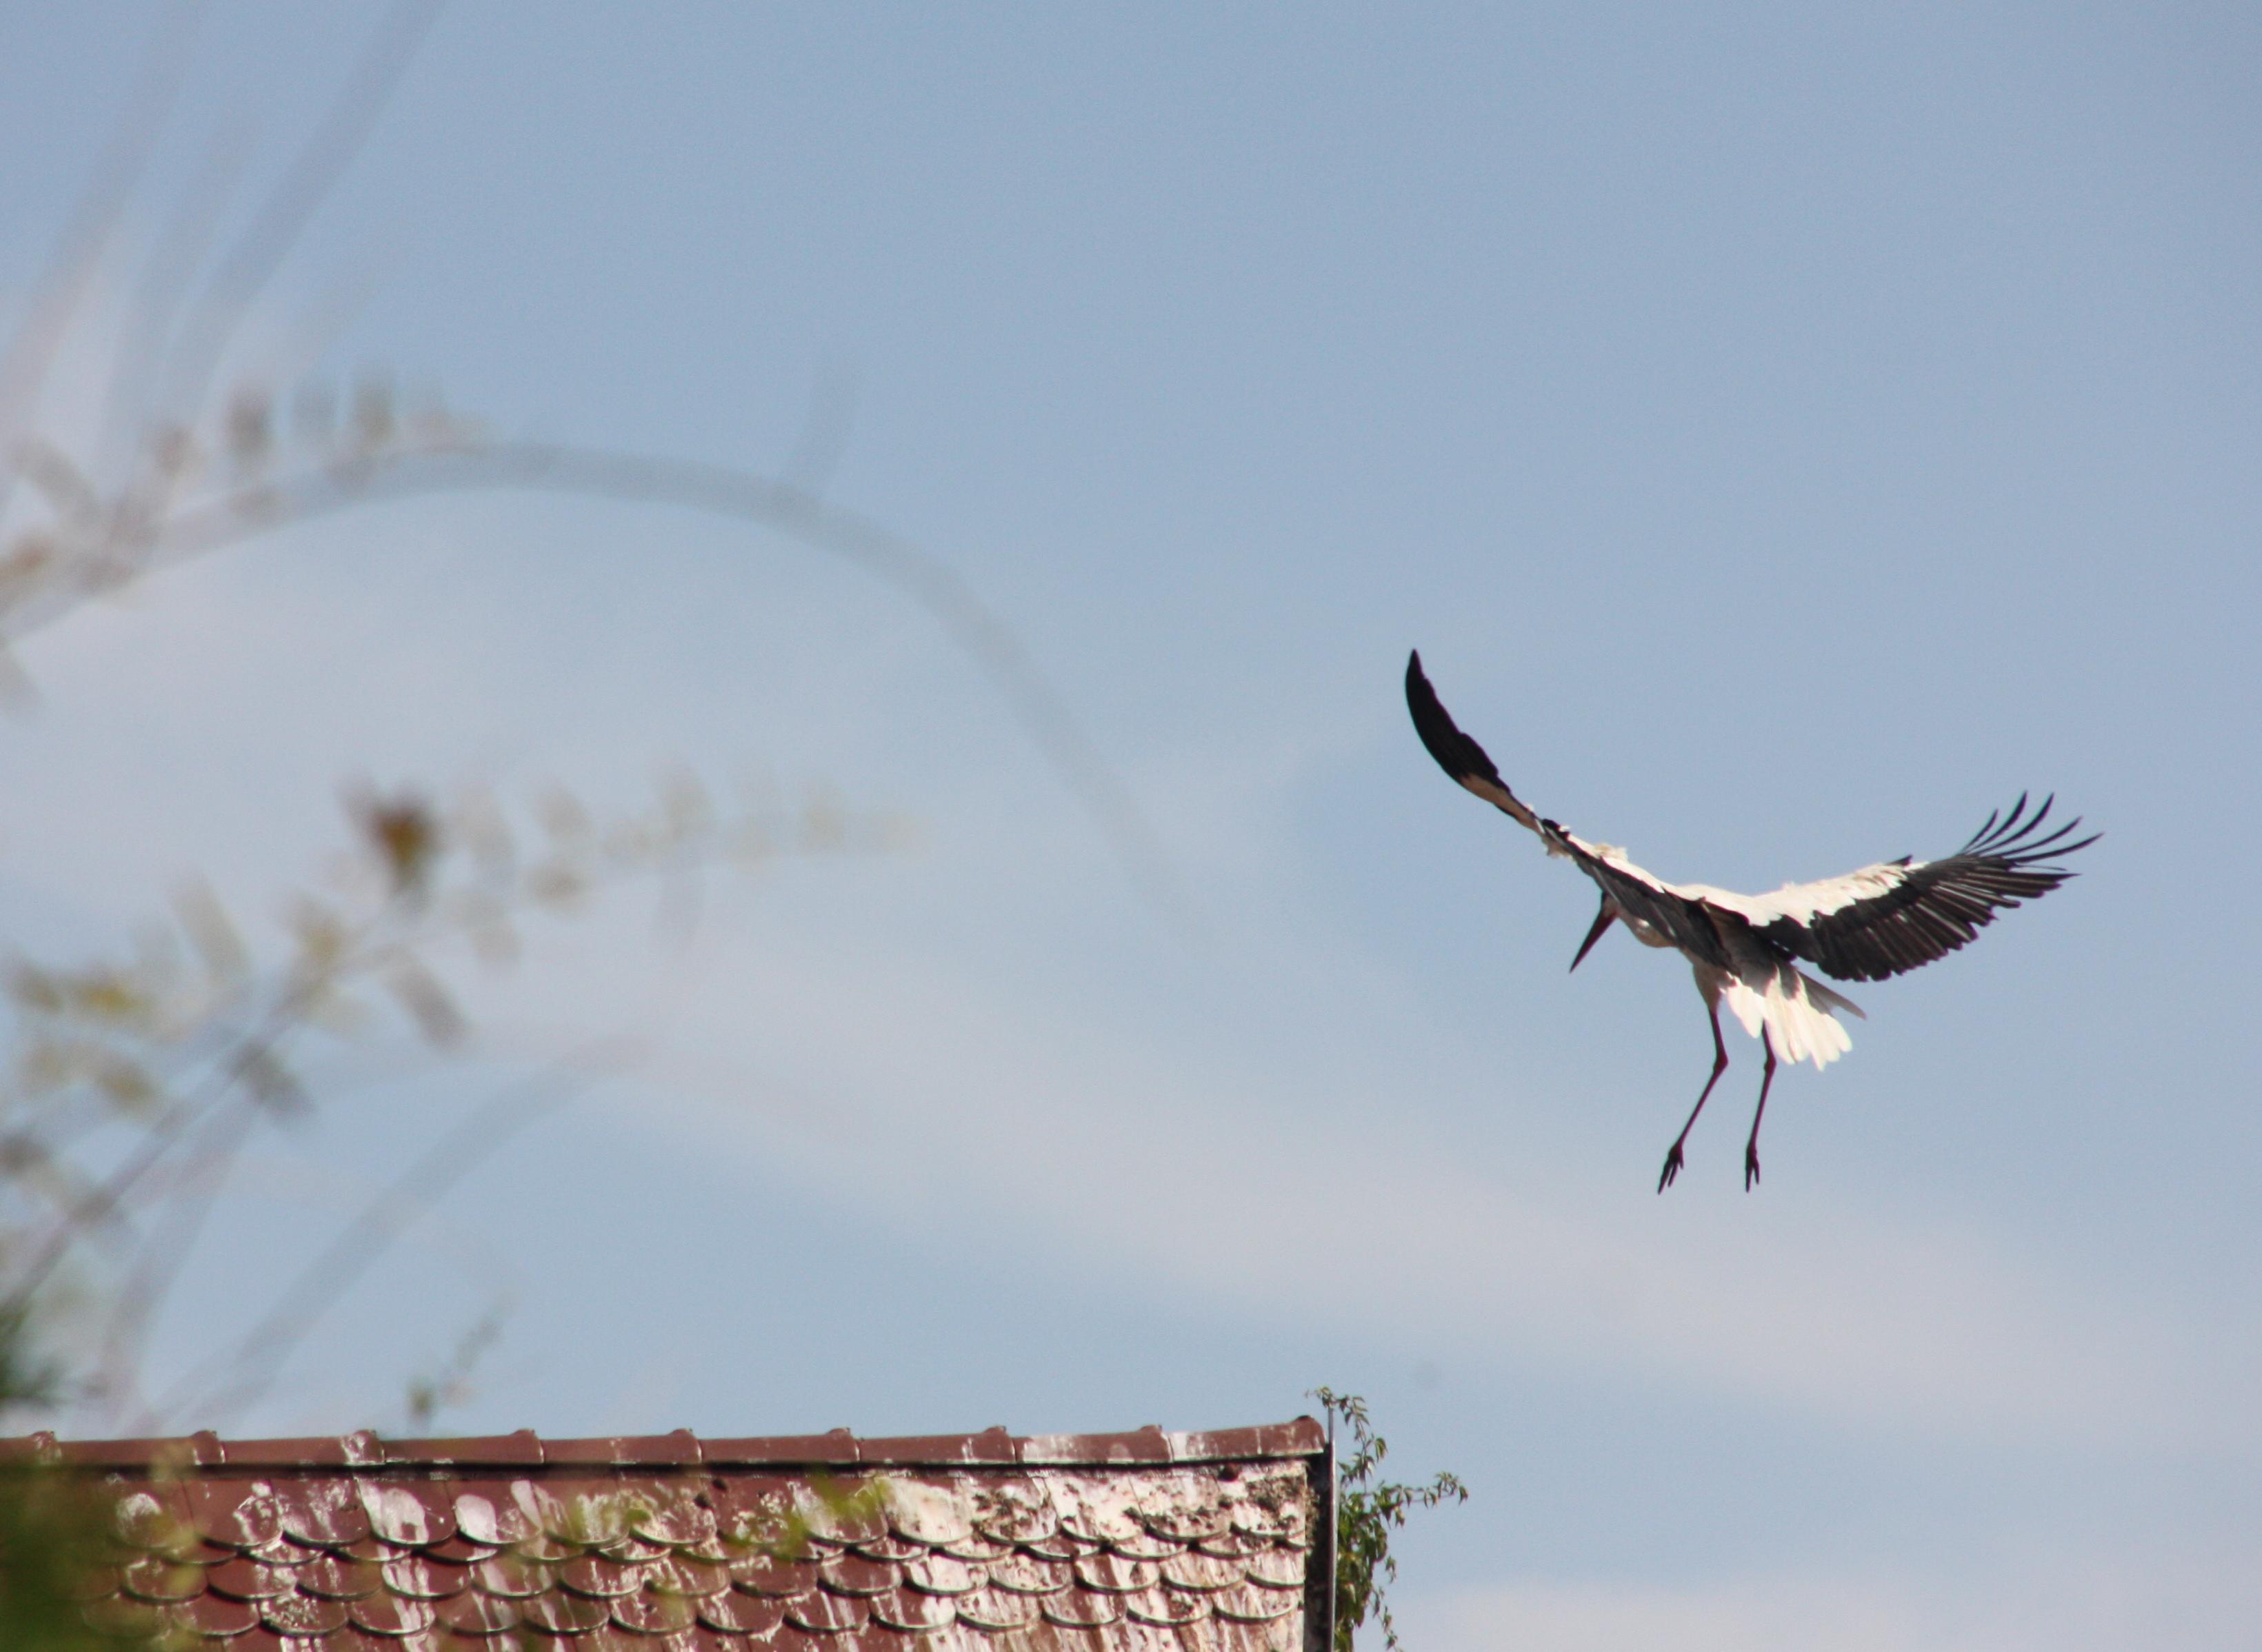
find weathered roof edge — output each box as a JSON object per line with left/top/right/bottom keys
{"left": 0, "top": 1417, "right": 1326, "bottom": 1473}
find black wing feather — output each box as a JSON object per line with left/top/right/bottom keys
{"left": 1405, "top": 651, "right": 1539, "bottom": 831}
{"left": 1406, "top": 650, "right": 1731, "bottom": 967}
{"left": 1761, "top": 796, "right": 2099, "bottom": 983}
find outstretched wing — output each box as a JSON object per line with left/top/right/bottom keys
{"left": 1405, "top": 650, "right": 1730, "bottom": 967}
{"left": 1404, "top": 649, "right": 1539, "bottom": 832}
{"left": 1717, "top": 795, "right": 2099, "bottom": 983}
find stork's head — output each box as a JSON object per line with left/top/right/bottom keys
{"left": 1570, "top": 894, "right": 1618, "bottom": 972}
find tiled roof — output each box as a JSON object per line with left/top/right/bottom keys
{"left": 6, "top": 1420, "right": 1332, "bottom": 1652}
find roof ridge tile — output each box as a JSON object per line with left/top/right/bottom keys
{"left": 14, "top": 1419, "right": 1325, "bottom": 1471}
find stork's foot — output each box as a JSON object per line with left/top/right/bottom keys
{"left": 1743, "top": 1142, "right": 1762, "bottom": 1191}
{"left": 1658, "top": 1142, "right": 1685, "bottom": 1193}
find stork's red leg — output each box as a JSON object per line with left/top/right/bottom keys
{"left": 1743, "top": 1030, "right": 1779, "bottom": 1191}
{"left": 1658, "top": 1003, "right": 1730, "bottom": 1193}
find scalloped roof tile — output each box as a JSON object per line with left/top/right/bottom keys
{"left": 10, "top": 1420, "right": 1333, "bottom": 1652}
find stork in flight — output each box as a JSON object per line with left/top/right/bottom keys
{"left": 1405, "top": 651, "right": 2096, "bottom": 1191}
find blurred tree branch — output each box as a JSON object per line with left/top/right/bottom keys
{"left": 1, "top": 777, "right": 901, "bottom": 1431}
{"left": 1, "top": 403, "right": 1185, "bottom": 926}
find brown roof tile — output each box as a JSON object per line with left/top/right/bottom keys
{"left": 17, "top": 1421, "right": 1333, "bottom": 1652}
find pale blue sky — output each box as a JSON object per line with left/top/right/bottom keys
{"left": 2, "top": 6, "right": 2258, "bottom": 1648}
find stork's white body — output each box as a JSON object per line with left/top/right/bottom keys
{"left": 1547, "top": 837, "right": 1865, "bottom": 1071}
{"left": 1406, "top": 651, "right": 2095, "bottom": 1189}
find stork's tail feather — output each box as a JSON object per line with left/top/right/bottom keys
{"left": 1723, "top": 963, "right": 1863, "bottom": 1069}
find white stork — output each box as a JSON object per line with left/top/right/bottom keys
{"left": 1405, "top": 651, "right": 2097, "bottom": 1190}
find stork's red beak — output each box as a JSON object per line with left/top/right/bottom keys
{"left": 1570, "top": 897, "right": 1617, "bottom": 972}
